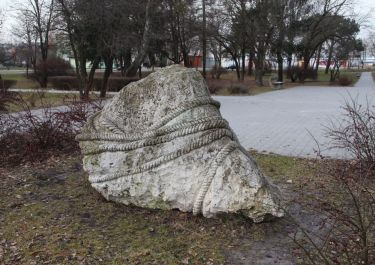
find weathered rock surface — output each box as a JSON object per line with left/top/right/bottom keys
{"left": 77, "top": 65, "right": 284, "bottom": 222}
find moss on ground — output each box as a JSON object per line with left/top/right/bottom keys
{"left": 0, "top": 153, "right": 319, "bottom": 264}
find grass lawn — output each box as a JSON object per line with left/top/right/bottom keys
{"left": 4, "top": 91, "right": 112, "bottom": 113}
{"left": 0, "top": 68, "right": 363, "bottom": 99}
{"left": 1, "top": 73, "right": 41, "bottom": 89}
{"left": 5, "top": 92, "right": 81, "bottom": 113}
{"left": 0, "top": 152, "right": 320, "bottom": 264}
{"left": 207, "top": 69, "right": 361, "bottom": 96}
{"left": 207, "top": 72, "right": 296, "bottom": 96}
{"left": 285, "top": 69, "right": 360, "bottom": 86}
{"left": 316, "top": 70, "right": 360, "bottom": 83}
{"left": 1, "top": 74, "right": 29, "bottom": 81}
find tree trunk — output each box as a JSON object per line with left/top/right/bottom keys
{"left": 254, "top": 54, "right": 265, "bottom": 86}
{"left": 218, "top": 44, "right": 222, "bottom": 69}
{"left": 26, "top": 59, "right": 29, "bottom": 78}
{"left": 299, "top": 54, "right": 311, "bottom": 82}
{"left": 202, "top": 0, "right": 206, "bottom": 78}
{"left": 70, "top": 34, "right": 83, "bottom": 97}
{"left": 33, "top": 39, "right": 37, "bottom": 74}
{"left": 121, "top": 49, "right": 132, "bottom": 76}
{"left": 287, "top": 56, "right": 292, "bottom": 71}
{"left": 40, "top": 60, "right": 48, "bottom": 88}
{"left": 315, "top": 44, "right": 322, "bottom": 79}
{"left": 77, "top": 47, "right": 88, "bottom": 99}
{"left": 100, "top": 56, "right": 113, "bottom": 98}
{"left": 241, "top": 49, "right": 245, "bottom": 82}
{"left": 83, "top": 57, "right": 100, "bottom": 99}
{"left": 325, "top": 40, "right": 334, "bottom": 74}
{"left": 255, "top": 69, "right": 264, "bottom": 86}
{"left": 248, "top": 51, "right": 254, "bottom": 76}
{"left": 234, "top": 58, "right": 240, "bottom": 81}
{"left": 125, "top": 0, "right": 154, "bottom": 77}
{"left": 138, "top": 65, "right": 142, "bottom": 78}
{"left": 277, "top": 51, "right": 283, "bottom": 82}
{"left": 182, "top": 51, "right": 190, "bottom": 67}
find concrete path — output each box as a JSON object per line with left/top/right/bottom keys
{"left": 8, "top": 88, "right": 118, "bottom": 96}
{"left": 7, "top": 72, "right": 375, "bottom": 158}
{"left": 217, "top": 72, "right": 375, "bottom": 158}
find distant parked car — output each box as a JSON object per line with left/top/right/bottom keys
{"left": 226, "top": 64, "right": 236, "bottom": 70}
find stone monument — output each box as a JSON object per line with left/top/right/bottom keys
{"left": 77, "top": 65, "right": 283, "bottom": 222}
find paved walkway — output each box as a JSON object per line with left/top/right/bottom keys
{"left": 7, "top": 72, "right": 375, "bottom": 158}
{"left": 216, "top": 72, "right": 375, "bottom": 158}
{"left": 8, "top": 88, "right": 118, "bottom": 96}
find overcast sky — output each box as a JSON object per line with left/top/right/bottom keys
{"left": 1, "top": 0, "right": 374, "bottom": 42}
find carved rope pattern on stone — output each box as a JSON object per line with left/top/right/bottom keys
{"left": 77, "top": 97, "right": 240, "bottom": 214}
{"left": 81, "top": 121, "right": 230, "bottom": 155}
{"left": 77, "top": 116, "right": 226, "bottom": 142}
{"left": 193, "top": 142, "right": 238, "bottom": 215}
{"left": 148, "top": 97, "right": 221, "bottom": 131}
{"left": 88, "top": 129, "right": 235, "bottom": 183}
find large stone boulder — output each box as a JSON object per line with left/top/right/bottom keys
{"left": 77, "top": 65, "right": 283, "bottom": 222}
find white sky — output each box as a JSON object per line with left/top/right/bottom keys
{"left": 352, "top": 0, "right": 375, "bottom": 38}
{"left": 1, "top": 0, "right": 375, "bottom": 42}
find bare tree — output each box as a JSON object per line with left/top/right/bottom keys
{"left": 161, "top": 0, "right": 201, "bottom": 67}
{"left": 269, "top": 0, "right": 310, "bottom": 82}
{"left": 202, "top": 0, "right": 207, "bottom": 78}
{"left": 17, "top": 0, "right": 56, "bottom": 88}
{"left": 0, "top": 9, "right": 5, "bottom": 68}
{"left": 0, "top": 9, "right": 4, "bottom": 32}
{"left": 365, "top": 31, "right": 375, "bottom": 57}
{"left": 58, "top": 0, "right": 105, "bottom": 98}
{"left": 212, "top": 0, "right": 248, "bottom": 82}
{"left": 125, "top": 0, "right": 156, "bottom": 77}
{"left": 298, "top": 0, "right": 353, "bottom": 74}
{"left": 12, "top": 9, "right": 38, "bottom": 77}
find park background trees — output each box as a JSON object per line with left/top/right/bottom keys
{"left": 6, "top": 0, "right": 364, "bottom": 98}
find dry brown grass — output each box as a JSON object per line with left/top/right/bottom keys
{"left": 206, "top": 72, "right": 301, "bottom": 96}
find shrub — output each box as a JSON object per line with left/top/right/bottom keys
{"left": 206, "top": 79, "right": 223, "bottom": 94}
{"left": 337, "top": 75, "right": 353, "bottom": 86}
{"left": 38, "top": 57, "right": 74, "bottom": 76}
{"left": 0, "top": 80, "right": 18, "bottom": 113}
{"left": 49, "top": 76, "right": 139, "bottom": 92}
{"left": 287, "top": 66, "right": 317, "bottom": 82}
{"left": 325, "top": 98, "right": 375, "bottom": 166}
{"left": 228, "top": 84, "right": 249, "bottom": 95}
{"left": 293, "top": 160, "right": 375, "bottom": 265}
{"left": 0, "top": 79, "right": 17, "bottom": 90}
{"left": 93, "top": 77, "right": 139, "bottom": 92}
{"left": 0, "top": 110, "right": 78, "bottom": 166}
{"left": 263, "top": 61, "right": 274, "bottom": 74}
{"left": 49, "top": 76, "right": 79, "bottom": 90}
{"left": 293, "top": 99, "right": 375, "bottom": 265}
{"left": 31, "top": 57, "right": 74, "bottom": 87}
{"left": 206, "top": 80, "right": 250, "bottom": 95}
{"left": 0, "top": 94, "right": 103, "bottom": 166}
{"left": 210, "top": 66, "right": 227, "bottom": 80}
